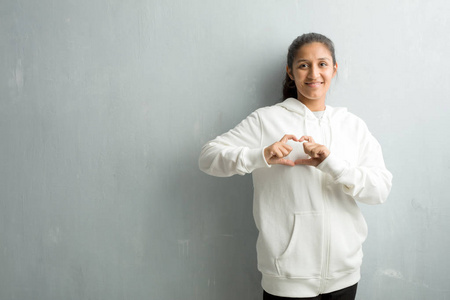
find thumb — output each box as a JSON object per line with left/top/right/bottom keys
{"left": 294, "top": 158, "right": 316, "bottom": 166}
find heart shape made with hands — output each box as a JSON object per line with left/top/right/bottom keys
{"left": 285, "top": 140, "right": 310, "bottom": 161}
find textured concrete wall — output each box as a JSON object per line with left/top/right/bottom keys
{"left": 1, "top": 0, "right": 449, "bottom": 299}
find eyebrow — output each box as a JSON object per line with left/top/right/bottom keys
{"left": 296, "top": 57, "right": 331, "bottom": 63}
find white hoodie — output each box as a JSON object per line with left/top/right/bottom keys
{"left": 199, "top": 98, "right": 392, "bottom": 297}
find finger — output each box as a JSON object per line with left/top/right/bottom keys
{"left": 279, "top": 134, "right": 299, "bottom": 143}
{"left": 279, "top": 147, "right": 291, "bottom": 157}
{"left": 303, "top": 142, "right": 313, "bottom": 154}
{"left": 303, "top": 143, "right": 323, "bottom": 156}
{"left": 299, "top": 136, "right": 315, "bottom": 143}
{"left": 274, "top": 158, "right": 295, "bottom": 166}
{"left": 273, "top": 143, "right": 292, "bottom": 157}
{"left": 273, "top": 148, "right": 284, "bottom": 158}
{"left": 311, "top": 145, "right": 328, "bottom": 158}
{"left": 281, "top": 144, "right": 293, "bottom": 154}
{"left": 309, "top": 147, "right": 318, "bottom": 158}
{"left": 294, "top": 158, "right": 316, "bottom": 166}
{"left": 282, "top": 144, "right": 293, "bottom": 152}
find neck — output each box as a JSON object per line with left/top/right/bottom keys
{"left": 296, "top": 97, "right": 326, "bottom": 112}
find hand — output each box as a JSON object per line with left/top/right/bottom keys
{"left": 294, "top": 136, "right": 330, "bottom": 167}
{"left": 264, "top": 134, "right": 299, "bottom": 166}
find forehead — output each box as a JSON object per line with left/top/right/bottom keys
{"left": 294, "top": 42, "right": 333, "bottom": 61}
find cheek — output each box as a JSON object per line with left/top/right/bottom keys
{"left": 321, "top": 73, "right": 333, "bottom": 84}
{"left": 327, "top": 69, "right": 337, "bottom": 79}
{"left": 293, "top": 71, "right": 306, "bottom": 81}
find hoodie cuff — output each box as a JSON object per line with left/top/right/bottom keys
{"left": 243, "top": 148, "right": 271, "bottom": 173}
{"left": 316, "top": 153, "right": 348, "bottom": 180}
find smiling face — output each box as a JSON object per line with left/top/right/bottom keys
{"left": 287, "top": 42, "right": 337, "bottom": 111}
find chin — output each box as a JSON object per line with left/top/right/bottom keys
{"left": 303, "top": 95, "right": 324, "bottom": 101}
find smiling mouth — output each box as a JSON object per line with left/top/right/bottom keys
{"left": 305, "top": 82, "right": 323, "bottom": 87}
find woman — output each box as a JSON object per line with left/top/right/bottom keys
{"left": 198, "top": 33, "right": 392, "bottom": 300}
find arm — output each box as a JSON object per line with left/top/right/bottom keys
{"left": 316, "top": 132, "right": 393, "bottom": 205}
{"left": 198, "top": 111, "right": 269, "bottom": 177}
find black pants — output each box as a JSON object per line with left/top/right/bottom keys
{"left": 263, "top": 283, "right": 358, "bottom": 300}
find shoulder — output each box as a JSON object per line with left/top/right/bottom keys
{"left": 233, "top": 104, "right": 283, "bottom": 128}
{"left": 253, "top": 102, "right": 292, "bottom": 118}
{"left": 328, "top": 106, "right": 374, "bottom": 143}
{"left": 239, "top": 105, "right": 283, "bottom": 126}
{"left": 255, "top": 103, "right": 285, "bottom": 113}
{"left": 329, "top": 106, "right": 368, "bottom": 128}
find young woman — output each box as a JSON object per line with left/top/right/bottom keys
{"left": 198, "top": 33, "right": 392, "bottom": 300}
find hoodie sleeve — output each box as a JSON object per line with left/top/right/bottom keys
{"left": 198, "top": 111, "right": 270, "bottom": 177}
{"left": 317, "top": 127, "right": 393, "bottom": 205}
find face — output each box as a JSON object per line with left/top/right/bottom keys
{"left": 287, "top": 42, "right": 337, "bottom": 110}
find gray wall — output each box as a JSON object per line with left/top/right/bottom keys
{"left": 1, "top": 0, "right": 449, "bottom": 299}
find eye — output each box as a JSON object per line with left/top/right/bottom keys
{"left": 299, "top": 63, "right": 309, "bottom": 69}
{"left": 319, "top": 62, "right": 328, "bottom": 67}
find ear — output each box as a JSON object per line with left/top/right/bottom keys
{"left": 332, "top": 63, "right": 338, "bottom": 78}
{"left": 286, "top": 65, "right": 294, "bottom": 80}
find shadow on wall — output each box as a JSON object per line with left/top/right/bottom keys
{"left": 255, "top": 56, "right": 287, "bottom": 107}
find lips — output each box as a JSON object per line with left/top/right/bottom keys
{"left": 306, "top": 82, "right": 323, "bottom": 88}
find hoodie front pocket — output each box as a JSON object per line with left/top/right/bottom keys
{"left": 275, "top": 212, "right": 323, "bottom": 278}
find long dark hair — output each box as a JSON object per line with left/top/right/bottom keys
{"left": 282, "top": 33, "right": 336, "bottom": 100}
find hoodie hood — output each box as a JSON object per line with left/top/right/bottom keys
{"left": 276, "top": 98, "right": 349, "bottom": 150}
{"left": 276, "top": 98, "right": 348, "bottom": 121}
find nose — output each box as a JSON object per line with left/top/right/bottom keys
{"left": 308, "top": 66, "right": 319, "bottom": 79}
